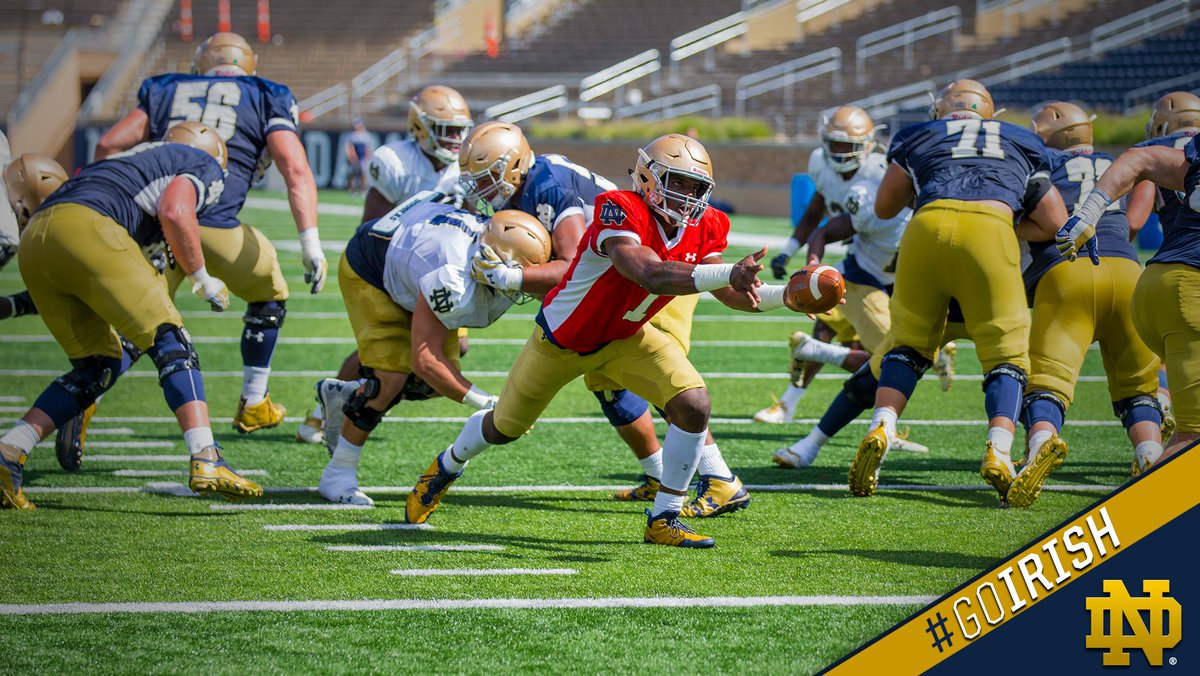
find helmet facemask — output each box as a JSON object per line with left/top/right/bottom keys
{"left": 637, "top": 149, "right": 714, "bottom": 228}
{"left": 461, "top": 155, "right": 519, "bottom": 216}
{"left": 412, "top": 103, "right": 473, "bottom": 166}
{"left": 822, "top": 135, "right": 874, "bottom": 173}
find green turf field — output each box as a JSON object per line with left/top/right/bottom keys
{"left": 0, "top": 190, "right": 1138, "bottom": 673}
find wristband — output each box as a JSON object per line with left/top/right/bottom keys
{"left": 691, "top": 263, "right": 734, "bottom": 293}
{"left": 188, "top": 265, "right": 211, "bottom": 285}
{"left": 1076, "top": 189, "right": 1112, "bottom": 225}
{"left": 463, "top": 384, "right": 494, "bottom": 410}
{"left": 756, "top": 284, "right": 787, "bottom": 311}
{"left": 299, "top": 227, "right": 322, "bottom": 256}
{"left": 782, "top": 237, "right": 802, "bottom": 257}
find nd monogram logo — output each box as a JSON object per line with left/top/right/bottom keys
{"left": 598, "top": 201, "right": 626, "bottom": 226}
{"left": 1086, "top": 580, "right": 1181, "bottom": 666}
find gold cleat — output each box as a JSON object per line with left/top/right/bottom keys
{"left": 295, "top": 409, "right": 325, "bottom": 445}
{"left": 188, "top": 446, "right": 263, "bottom": 500}
{"left": 643, "top": 510, "right": 714, "bottom": 548}
{"left": 980, "top": 441, "right": 1018, "bottom": 504}
{"left": 55, "top": 402, "right": 96, "bottom": 472}
{"left": 787, "top": 331, "right": 809, "bottom": 384}
{"left": 613, "top": 475, "right": 661, "bottom": 501}
{"left": 0, "top": 443, "right": 34, "bottom": 510}
{"left": 753, "top": 399, "right": 792, "bottom": 424}
{"left": 933, "top": 342, "right": 957, "bottom": 392}
{"left": 1160, "top": 398, "right": 1176, "bottom": 444}
{"left": 1006, "top": 435, "right": 1067, "bottom": 508}
{"left": 681, "top": 475, "right": 750, "bottom": 518}
{"left": 1131, "top": 454, "right": 1154, "bottom": 478}
{"left": 233, "top": 394, "right": 286, "bottom": 434}
{"left": 848, "top": 423, "right": 890, "bottom": 497}
{"left": 406, "top": 455, "right": 461, "bottom": 524}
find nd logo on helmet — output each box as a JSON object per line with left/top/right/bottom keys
{"left": 1085, "top": 580, "right": 1181, "bottom": 667}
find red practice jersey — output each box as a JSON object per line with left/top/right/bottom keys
{"left": 538, "top": 190, "right": 730, "bottom": 353}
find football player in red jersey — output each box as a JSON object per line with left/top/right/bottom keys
{"left": 405, "top": 134, "right": 805, "bottom": 547}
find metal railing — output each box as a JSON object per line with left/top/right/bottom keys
{"left": 409, "top": 17, "right": 464, "bottom": 84}
{"left": 955, "top": 37, "right": 1073, "bottom": 85}
{"left": 850, "top": 79, "right": 936, "bottom": 120}
{"left": 1001, "top": 0, "right": 1060, "bottom": 34}
{"left": 484, "top": 85, "right": 569, "bottom": 123}
{"left": 350, "top": 46, "right": 408, "bottom": 117}
{"left": 855, "top": 6, "right": 962, "bottom": 85}
{"left": 1124, "top": 70, "right": 1200, "bottom": 112}
{"left": 615, "top": 85, "right": 722, "bottom": 121}
{"left": 8, "top": 30, "right": 83, "bottom": 128}
{"left": 1091, "top": 0, "right": 1191, "bottom": 56}
{"left": 669, "top": 12, "right": 746, "bottom": 83}
{"left": 735, "top": 47, "right": 841, "bottom": 116}
{"left": 78, "top": 0, "right": 175, "bottom": 121}
{"left": 796, "top": 0, "right": 853, "bottom": 38}
{"left": 579, "top": 50, "right": 661, "bottom": 103}
{"left": 975, "top": 0, "right": 1009, "bottom": 13}
{"left": 298, "top": 83, "right": 349, "bottom": 120}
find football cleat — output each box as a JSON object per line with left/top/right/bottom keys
{"left": 613, "top": 474, "right": 661, "bottom": 501}
{"left": 55, "top": 402, "right": 96, "bottom": 472}
{"left": 295, "top": 409, "right": 325, "bottom": 445}
{"left": 319, "top": 465, "right": 374, "bottom": 506}
{"left": 188, "top": 445, "right": 264, "bottom": 500}
{"left": 681, "top": 475, "right": 750, "bottom": 518}
{"left": 406, "top": 454, "right": 461, "bottom": 524}
{"left": 643, "top": 509, "right": 714, "bottom": 548}
{"left": 1006, "top": 435, "right": 1067, "bottom": 508}
{"left": 1131, "top": 454, "right": 1154, "bottom": 478}
{"left": 848, "top": 423, "right": 890, "bottom": 497}
{"left": 772, "top": 445, "right": 815, "bottom": 469}
{"left": 892, "top": 428, "right": 929, "bottom": 453}
{"left": 753, "top": 400, "right": 792, "bottom": 424}
{"left": 934, "top": 342, "right": 957, "bottom": 392}
{"left": 317, "top": 378, "right": 355, "bottom": 455}
{"left": 233, "top": 394, "right": 286, "bottom": 434}
{"left": 1159, "top": 394, "right": 1176, "bottom": 443}
{"left": 788, "top": 331, "right": 809, "bottom": 383}
{"left": 979, "top": 442, "right": 1018, "bottom": 504}
{"left": 0, "top": 443, "right": 34, "bottom": 510}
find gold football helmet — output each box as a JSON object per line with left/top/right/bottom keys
{"left": 4, "top": 153, "right": 68, "bottom": 228}
{"left": 930, "top": 79, "right": 994, "bottom": 120}
{"left": 458, "top": 121, "right": 534, "bottom": 215}
{"left": 1031, "top": 102, "right": 1093, "bottom": 150}
{"left": 191, "top": 32, "right": 257, "bottom": 77}
{"left": 632, "top": 134, "right": 714, "bottom": 228}
{"left": 482, "top": 210, "right": 551, "bottom": 267}
{"left": 409, "top": 85, "right": 474, "bottom": 167}
{"left": 164, "top": 121, "right": 228, "bottom": 171}
{"left": 1146, "top": 91, "right": 1200, "bottom": 139}
{"left": 821, "top": 105, "right": 876, "bottom": 172}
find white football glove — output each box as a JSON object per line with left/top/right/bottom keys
{"left": 189, "top": 266, "right": 230, "bottom": 312}
{"left": 299, "top": 227, "right": 328, "bottom": 294}
{"left": 462, "top": 384, "right": 499, "bottom": 410}
{"left": 470, "top": 244, "right": 523, "bottom": 292}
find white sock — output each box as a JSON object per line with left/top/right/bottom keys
{"left": 869, "top": 408, "right": 898, "bottom": 440}
{"left": 439, "top": 409, "right": 490, "bottom": 472}
{"left": 988, "top": 427, "right": 1014, "bottom": 456}
{"left": 310, "top": 402, "right": 324, "bottom": 421}
{"left": 1028, "top": 429, "right": 1053, "bottom": 459}
{"left": 638, "top": 449, "right": 663, "bottom": 480}
{"left": 779, "top": 384, "right": 806, "bottom": 414}
{"left": 697, "top": 442, "right": 733, "bottom": 479}
{"left": 652, "top": 424, "right": 706, "bottom": 515}
{"left": 0, "top": 420, "right": 41, "bottom": 455}
{"left": 789, "top": 427, "right": 831, "bottom": 458}
{"left": 1135, "top": 440, "right": 1164, "bottom": 466}
{"left": 242, "top": 366, "right": 271, "bottom": 405}
{"left": 183, "top": 427, "right": 215, "bottom": 455}
{"left": 330, "top": 436, "right": 363, "bottom": 470}
{"left": 796, "top": 337, "right": 851, "bottom": 367}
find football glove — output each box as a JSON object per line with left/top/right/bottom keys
{"left": 470, "top": 244, "right": 523, "bottom": 292}
{"left": 462, "top": 384, "right": 498, "bottom": 410}
{"left": 1056, "top": 215, "right": 1100, "bottom": 265}
{"left": 189, "top": 267, "right": 230, "bottom": 312}
{"left": 770, "top": 252, "right": 790, "bottom": 280}
{"left": 299, "top": 228, "right": 328, "bottom": 294}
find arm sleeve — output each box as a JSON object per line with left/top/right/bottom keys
{"left": 264, "top": 83, "right": 300, "bottom": 135}
{"left": 417, "top": 266, "right": 475, "bottom": 329}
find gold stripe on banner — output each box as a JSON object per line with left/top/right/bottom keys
{"left": 824, "top": 444, "right": 1200, "bottom": 675}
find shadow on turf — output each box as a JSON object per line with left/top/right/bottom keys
{"left": 772, "top": 547, "right": 997, "bottom": 570}
{"left": 310, "top": 527, "right": 628, "bottom": 558}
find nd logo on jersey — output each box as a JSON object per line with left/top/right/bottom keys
{"left": 598, "top": 200, "right": 626, "bottom": 226}
{"left": 1085, "top": 580, "right": 1181, "bottom": 667}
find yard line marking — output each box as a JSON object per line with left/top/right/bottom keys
{"left": 86, "top": 455, "right": 190, "bottom": 462}
{"left": 181, "top": 310, "right": 349, "bottom": 319}
{"left": 390, "top": 568, "right": 577, "bottom": 577}
{"left": 85, "top": 428, "right": 137, "bottom": 436}
{"left": 264, "top": 523, "right": 432, "bottom": 532}
{"left": 24, "top": 486, "right": 144, "bottom": 494}
{"left": 35, "top": 440, "right": 174, "bottom": 449}
{"left": 0, "top": 335, "right": 784, "bottom": 348}
{"left": 209, "top": 503, "right": 373, "bottom": 511}
{"left": 326, "top": 545, "right": 505, "bottom": 552}
{"left": 0, "top": 594, "right": 937, "bottom": 616}
{"left": 112, "top": 469, "right": 267, "bottom": 478}
{"left": 0, "top": 396, "right": 25, "bottom": 402}
{"left": 0, "top": 406, "right": 26, "bottom": 413}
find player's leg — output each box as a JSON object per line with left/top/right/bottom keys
{"left": 406, "top": 326, "right": 587, "bottom": 524}
{"left": 1132, "top": 264, "right": 1200, "bottom": 458}
{"left": 53, "top": 334, "right": 141, "bottom": 472}
{"left": 755, "top": 311, "right": 860, "bottom": 423}
{"left": 774, "top": 362, "right": 878, "bottom": 468}
{"left": 586, "top": 374, "right": 662, "bottom": 500}
{"left": 297, "top": 350, "right": 365, "bottom": 444}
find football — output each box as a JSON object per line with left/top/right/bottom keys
{"left": 786, "top": 264, "right": 845, "bottom": 313}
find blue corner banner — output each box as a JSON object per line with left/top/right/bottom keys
{"left": 824, "top": 442, "right": 1198, "bottom": 674}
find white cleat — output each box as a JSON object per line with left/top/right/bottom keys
{"left": 295, "top": 409, "right": 325, "bottom": 445}
{"left": 319, "top": 466, "right": 375, "bottom": 506}
{"left": 892, "top": 429, "right": 929, "bottom": 453}
{"left": 753, "top": 401, "right": 793, "bottom": 424}
{"left": 317, "top": 378, "right": 356, "bottom": 455}
{"left": 771, "top": 446, "right": 816, "bottom": 469}
{"left": 934, "top": 342, "right": 957, "bottom": 392}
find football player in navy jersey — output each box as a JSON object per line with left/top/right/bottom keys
{"left": 1006, "top": 103, "right": 1164, "bottom": 508}
{"left": 849, "top": 80, "right": 1063, "bottom": 502}
{"left": 1067, "top": 135, "right": 1200, "bottom": 461}
{"left": 0, "top": 124, "right": 263, "bottom": 509}
{"left": 94, "top": 31, "right": 325, "bottom": 437}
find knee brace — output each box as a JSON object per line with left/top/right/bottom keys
{"left": 343, "top": 367, "right": 405, "bottom": 432}
{"left": 401, "top": 374, "right": 437, "bottom": 401}
{"left": 1113, "top": 394, "right": 1163, "bottom": 430}
{"left": 118, "top": 333, "right": 144, "bottom": 364}
{"left": 879, "top": 346, "right": 932, "bottom": 399}
{"left": 983, "top": 363, "right": 1027, "bottom": 422}
{"left": 842, "top": 364, "right": 879, "bottom": 410}
{"left": 982, "top": 363, "right": 1028, "bottom": 392}
{"left": 147, "top": 325, "right": 201, "bottom": 384}
{"left": 244, "top": 300, "right": 287, "bottom": 328}
{"left": 54, "top": 356, "right": 123, "bottom": 409}
{"left": 1021, "top": 391, "right": 1066, "bottom": 432}
{"left": 593, "top": 389, "right": 650, "bottom": 428}
{"left": 882, "top": 347, "right": 934, "bottom": 376}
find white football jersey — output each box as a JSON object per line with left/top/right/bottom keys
{"left": 0, "top": 130, "right": 18, "bottom": 250}
{"left": 379, "top": 200, "right": 514, "bottom": 330}
{"left": 368, "top": 138, "right": 460, "bottom": 205}
{"left": 809, "top": 148, "right": 910, "bottom": 287}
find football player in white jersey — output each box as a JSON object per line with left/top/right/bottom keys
{"left": 315, "top": 197, "right": 549, "bottom": 505}
{"left": 295, "top": 85, "right": 475, "bottom": 444}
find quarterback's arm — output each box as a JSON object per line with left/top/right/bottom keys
{"left": 1094, "top": 146, "right": 1189, "bottom": 201}
{"left": 606, "top": 238, "right": 765, "bottom": 305}
{"left": 1125, "top": 180, "right": 1158, "bottom": 236}
{"left": 876, "top": 163, "right": 915, "bottom": 219}
{"left": 706, "top": 255, "right": 802, "bottom": 314}
{"left": 519, "top": 214, "right": 585, "bottom": 295}
{"left": 157, "top": 177, "right": 207, "bottom": 275}
{"left": 806, "top": 214, "right": 855, "bottom": 265}
{"left": 361, "top": 188, "right": 395, "bottom": 223}
{"left": 1016, "top": 185, "right": 1067, "bottom": 242}
{"left": 267, "top": 130, "right": 319, "bottom": 235}
{"left": 95, "top": 109, "right": 150, "bottom": 160}
{"left": 410, "top": 296, "right": 473, "bottom": 402}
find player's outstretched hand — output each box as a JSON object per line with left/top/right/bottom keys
{"left": 470, "top": 244, "right": 523, "bottom": 292}
{"left": 1056, "top": 215, "right": 1099, "bottom": 265}
{"left": 190, "top": 268, "right": 230, "bottom": 312}
{"left": 769, "top": 252, "right": 789, "bottom": 280}
{"left": 300, "top": 228, "right": 328, "bottom": 293}
{"left": 731, "top": 246, "right": 767, "bottom": 307}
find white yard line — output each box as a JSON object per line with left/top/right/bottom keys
{"left": 0, "top": 594, "right": 936, "bottom": 615}
{"left": 0, "top": 406, "right": 26, "bottom": 413}
{"left": 35, "top": 440, "right": 174, "bottom": 449}
{"left": 326, "top": 545, "right": 504, "bottom": 553}
{"left": 85, "top": 455, "right": 190, "bottom": 462}
{"left": 0, "top": 396, "right": 25, "bottom": 402}
{"left": 390, "top": 568, "right": 577, "bottom": 577}
{"left": 210, "top": 503, "right": 374, "bottom": 511}
{"left": 263, "top": 523, "right": 432, "bottom": 532}
{"left": 112, "top": 469, "right": 267, "bottom": 478}
{"left": 24, "top": 486, "right": 144, "bottom": 494}
{"left": 85, "top": 428, "right": 138, "bottom": 436}
{"left": 0, "top": 335, "right": 792, "bottom": 348}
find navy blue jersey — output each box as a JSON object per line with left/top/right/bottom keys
{"left": 888, "top": 118, "right": 1052, "bottom": 212}
{"left": 344, "top": 218, "right": 391, "bottom": 292}
{"left": 1023, "top": 149, "right": 1138, "bottom": 298}
{"left": 40, "top": 142, "right": 225, "bottom": 247}
{"left": 138, "top": 73, "right": 298, "bottom": 229}
{"left": 1149, "top": 136, "right": 1200, "bottom": 269}
{"left": 1134, "top": 131, "right": 1198, "bottom": 235}
{"left": 515, "top": 154, "right": 618, "bottom": 232}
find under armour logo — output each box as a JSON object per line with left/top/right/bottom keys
{"left": 244, "top": 329, "right": 265, "bottom": 343}
{"left": 1086, "top": 580, "right": 1181, "bottom": 666}
{"left": 684, "top": 253, "right": 697, "bottom": 262}
{"left": 429, "top": 287, "right": 454, "bottom": 313}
